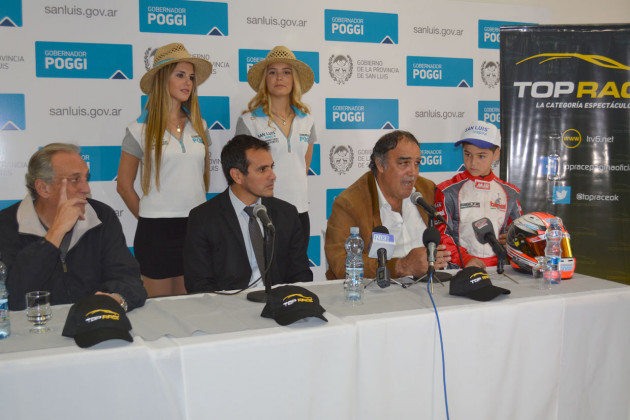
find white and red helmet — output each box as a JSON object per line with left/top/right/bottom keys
{"left": 506, "top": 212, "right": 576, "bottom": 279}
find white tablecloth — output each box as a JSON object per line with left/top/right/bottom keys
{"left": 1, "top": 269, "right": 629, "bottom": 420}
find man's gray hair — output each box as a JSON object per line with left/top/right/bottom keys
{"left": 25, "top": 143, "right": 80, "bottom": 199}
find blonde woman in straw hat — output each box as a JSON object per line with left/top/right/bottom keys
{"left": 235, "top": 45, "right": 317, "bottom": 240}
{"left": 117, "top": 43, "right": 212, "bottom": 297}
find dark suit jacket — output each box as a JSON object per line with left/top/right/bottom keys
{"left": 184, "top": 189, "right": 313, "bottom": 293}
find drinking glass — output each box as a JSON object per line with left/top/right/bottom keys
{"left": 533, "top": 256, "right": 551, "bottom": 292}
{"left": 25, "top": 291, "right": 52, "bottom": 333}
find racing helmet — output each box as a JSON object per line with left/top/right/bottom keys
{"left": 506, "top": 212, "right": 576, "bottom": 279}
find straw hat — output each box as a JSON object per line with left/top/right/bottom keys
{"left": 140, "top": 43, "right": 212, "bottom": 94}
{"left": 247, "top": 46, "right": 314, "bottom": 94}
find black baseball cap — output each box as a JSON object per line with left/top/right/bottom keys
{"left": 62, "top": 295, "right": 133, "bottom": 348}
{"left": 261, "top": 285, "right": 328, "bottom": 326}
{"left": 449, "top": 267, "right": 510, "bottom": 301}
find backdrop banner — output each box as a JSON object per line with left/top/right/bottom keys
{"left": 500, "top": 24, "right": 630, "bottom": 283}
{"left": 0, "top": 0, "right": 550, "bottom": 280}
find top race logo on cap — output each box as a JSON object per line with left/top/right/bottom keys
{"left": 478, "top": 19, "right": 534, "bottom": 49}
{"left": 325, "top": 9, "right": 398, "bottom": 44}
{"left": 139, "top": 0, "right": 228, "bottom": 35}
{"left": 35, "top": 42, "right": 132, "bottom": 79}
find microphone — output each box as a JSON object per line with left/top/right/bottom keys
{"left": 368, "top": 226, "right": 393, "bottom": 288}
{"left": 410, "top": 192, "right": 447, "bottom": 224}
{"left": 253, "top": 204, "right": 275, "bottom": 233}
{"left": 367, "top": 226, "right": 395, "bottom": 259}
{"left": 472, "top": 218, "right": 507, "bottom": 258}
{"left": 422, "top": 226, "right": 441, "bottom": 271}
{"left": 422, "top": 227, "right": 447, "bottom": 290}
{"left": 472, "top": 218, "right": 507, "bottom": 273}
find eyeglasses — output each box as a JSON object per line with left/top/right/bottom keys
{"left": 54, "top": 174, "right": 90, "bottom": 184}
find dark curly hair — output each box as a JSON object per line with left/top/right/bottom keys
{"left": 369, "top": 130, "right": 420, "bottom": 176}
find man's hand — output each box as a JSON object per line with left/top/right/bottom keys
{"left": 395, "top": 245, "right": 451, "bottom": 277}
{"left": 465, "top": 257, "right": 487, "bottom": 270}
{"left": 45, "top": 178, "right": 88, "bottom": 247}
{"left": 95, "top": 291, "right": 122, "bottom": 305}
{"left": 498, "top": 232, "right": 507, "bottom": 246}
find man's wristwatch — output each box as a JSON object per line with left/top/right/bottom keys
{"left": 113, "top": 293, "right": 128, "bottom": 312}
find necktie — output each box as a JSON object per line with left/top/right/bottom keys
{"left": 244, "top": 206, "right": 265, "bottom": 274}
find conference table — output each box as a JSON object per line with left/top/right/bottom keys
{"left": 1, "top": 268, "right": 629, "bottom": 420}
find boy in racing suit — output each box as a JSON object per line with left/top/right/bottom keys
{"left": 434, "top": 121, "right": 522, "bottom": 269}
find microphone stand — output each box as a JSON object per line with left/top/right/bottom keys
{"left": 263, "top": 227, "right": 274, "bottom": 293}
{"left": 246, "top": 227, "right": 275, "bottom": 303}
{"left": 427, "top": 217, "right": 451, "bottom": 285}
{"left": 427, "top": 255, "right": 436, "bottom": 293}
{"left": 494, "top": 247, "right": 519, "bottom": 283}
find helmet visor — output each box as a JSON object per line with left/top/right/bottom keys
{"left": 560, "top": 233, "right": 573, "bottom": 258}
{"left": 526, "top": 233, "right": 573, "bottom": 258}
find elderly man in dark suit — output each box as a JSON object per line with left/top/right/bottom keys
{"left": 0, "top": 143, "right": 146, "bottom": 311}
{"left": 184, "top": 135, "right": 312, "bottom": 293}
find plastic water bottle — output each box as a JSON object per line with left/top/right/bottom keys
{"left": 547, "top": 134, "right": 561, "bottom": 181}
{"left": 0, "top": 254, "right": 9, "bottom": 339}
{"left": 543, "top": 218, "right": 563, "bottom": 287}
{"left": 344, "top": 227, "right": 364, "bottom": 305}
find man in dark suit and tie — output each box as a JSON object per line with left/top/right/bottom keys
{"left": 184, "top": 135, "right": 313, "bottom": 292}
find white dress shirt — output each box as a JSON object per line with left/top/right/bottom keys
{"left": 375, "top": 178, "right": 427, "bottom": 258}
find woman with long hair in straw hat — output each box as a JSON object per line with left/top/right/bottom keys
{"left": 117, "top": 43, "right": 212, "bottom": 297}
{"left": 235, "top": 45, "right": 317, "bottom": 241}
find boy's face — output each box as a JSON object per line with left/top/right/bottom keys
{"left": 462, "top": 143, "right": 500, "bottom": 177}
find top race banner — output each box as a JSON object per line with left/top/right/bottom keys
{"left": 500, "top": 24, "right": 630, "bottom": 283}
